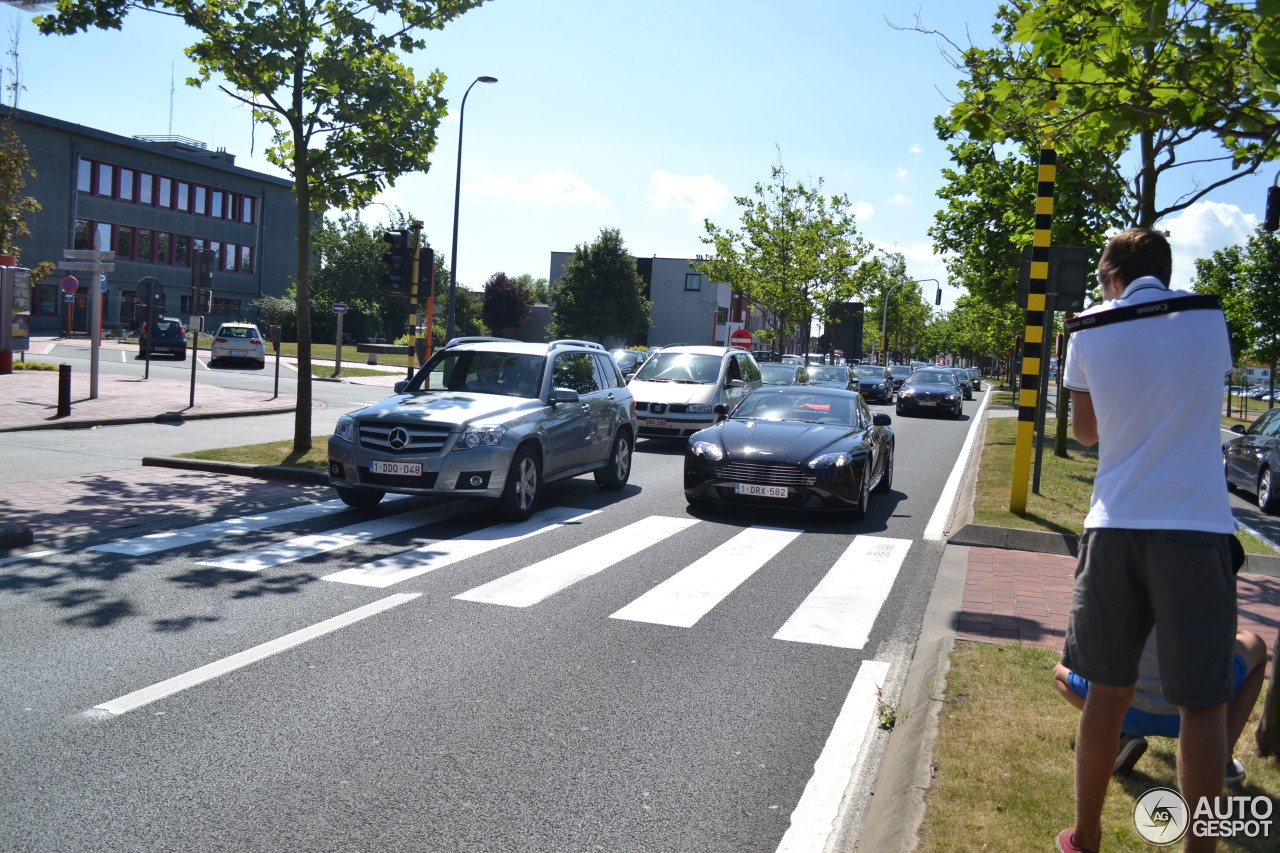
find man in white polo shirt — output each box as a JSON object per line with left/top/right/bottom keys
{"left": 1055, "top": 228, "right": 1236, "bottom": 853}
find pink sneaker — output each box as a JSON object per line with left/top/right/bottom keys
{"left": 1056, "top": 828, "right": 1097, "bottom": 853}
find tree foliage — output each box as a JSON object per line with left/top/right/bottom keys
{"left": 700, "top": 163, "right": 881, "bottom": 352}
{"left": 550, "top": 228, "right": 650, "bottom": 344}
{"left": 0, "top": 26, "right": 53, "bottom": 281}
{"left": 935, "top": 0, "right": 1280, "bottom": 228}
{"left": 481, "top": 272, "right": 532, "bottom": 334}
{"left": 1193, "top": 229, "right": 1280, "bottom": 375}
{"left": 514, "top": 273, "right": 550, "bottom": 304}
{"left": 36, "top": 0, "right": 486, "bottom": 452}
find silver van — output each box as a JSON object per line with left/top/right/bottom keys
{"left": 628, "top": 345, "right": 763, "bottom": 438}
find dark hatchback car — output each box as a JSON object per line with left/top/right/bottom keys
{"left": 850, "top": 364, "right": 895, "bottom": 404}
{"left": 807, "top": 364, "right": 855, "bottom": 391}
{"left": 1224, "top": 406, "right": 1280, "bottom": 514}
{"left": 896, "top": 369, "right": 963, "bottom": 419}
{"left": 888, "top": 364, "right": 912, "bottom": 391}
{"left": 759, "top": 362, "right": 810, "bottom": 386}
{"left": 684, "top": 386, "right": 894, "bottom": 520}
{"left": 138, "top": 317, "right": 187, "bottom": 359}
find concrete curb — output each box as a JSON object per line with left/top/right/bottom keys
{"left": 141, "top": 455, "right": 330, "bottom": 485}
{"left": 0, "top": 405, "right": 297, "bottom": 433}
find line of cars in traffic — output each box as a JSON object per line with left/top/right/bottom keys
{"left": 326, "top": 339, "right": 987, "bottom": 525}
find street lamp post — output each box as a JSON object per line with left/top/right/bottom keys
{"left": 880, "top": 278, "right": 939, "bottom": 364}
{"left": 446, "top": 75, "right": 498, "bottom": 344}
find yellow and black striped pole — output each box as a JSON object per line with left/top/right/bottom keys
{"left": 1010, "top": 66, "right": 1061, "bottom": 513}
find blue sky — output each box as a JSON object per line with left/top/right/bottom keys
{"left": 4, "top": 0, "right": 1269, "bottom": 312}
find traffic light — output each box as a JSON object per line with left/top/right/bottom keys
{"left": 418, "top": 247, "right": 435, "bottom": 294}
{"left": 191, "top": 249, "right": 215, "bottom": 315}
{"left": 383, "top": 229, "right": 411, "bottom": 298}
{"left": 1266, "top": 186, "right": 1280, "bottom": 233}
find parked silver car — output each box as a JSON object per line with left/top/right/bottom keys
{"left": 328, "top": 338, "right": 638, "bottom": 520}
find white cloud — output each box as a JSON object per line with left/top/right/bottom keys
{"left": 896, "top": 167, "right": 909, "bottom": 180}
{"left": 1157, "top": 201, "right": 1257, "bottom": 289}
{"left": 647, "top": 170, "right": 733, "bottom": 221}
{"left": 909, "top": 144, "right": 922, "bottom": 155}
{"left": 466, "top": 171, "right": 610, "bottom": 207}
{"left": 853, "top": 200, "right": 875, "bottom": 222}
{"left": 888, "top": 193, "right": 912, "bottom": 206}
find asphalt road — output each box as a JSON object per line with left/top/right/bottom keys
{"left": 0, "top": 391, "right": 980, "bottom": 853}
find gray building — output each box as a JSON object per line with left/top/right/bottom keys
{"left": 3, "top": 106, "right": 298, "bottom": 334}
{"left": 549, "top": 252, "right": 756, "bottom": 349}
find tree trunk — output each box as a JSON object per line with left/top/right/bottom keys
{"left": 291, "top": 110, "right": 313, "bottom": 455}
{"left": 1256, "top": 625, "right": 1280, "bottom": 755}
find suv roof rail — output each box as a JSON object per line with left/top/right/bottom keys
{"left": 443, "top": 336, "right": 520, "bottom": 348}
{"left": 549, "top": 339, "right": 605, "bottom": 351}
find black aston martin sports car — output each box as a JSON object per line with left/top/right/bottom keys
{"left": 684, "top": 386, "right": 894, "bottom": 519}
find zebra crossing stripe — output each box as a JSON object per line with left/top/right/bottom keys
{"left": 89, "top": 500, "right": 352, "bottom": 556}
{"left": 197, "top": 505, "right": 467, "bottom": 571}
{"left": 773, "top": 536, "right": 912, "bottom": 649}
{"left": 610, "top": 525, "right": 802, "bottom": 627}
{"left": 322, "top": 506, "right": 600, "bottom": 589}
{"left": 455, "top": 515, "right": 699, "bottom": 608}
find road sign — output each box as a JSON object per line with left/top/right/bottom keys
{"left": 729, "top": 328, "right": 753, "bottom": 349}
{"left": 332, "top": 302, "right": 348, "bottom": 314}
{"left": 63, "top": 249, "right": 116, "bottom": 261}
{"left": 60, "top": 275, "right": 79, "bottom": 294}
{"left": 61, "top": 261, "right": 116, "bottom": 273}
{"left": 99, "top": 273, "right": 108, "bottom": 295}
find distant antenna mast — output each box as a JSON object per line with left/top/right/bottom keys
{"left": 168, "top": 62, "right": 174, "bottom": 136}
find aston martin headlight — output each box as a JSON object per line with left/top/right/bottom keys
{"left": 690, "top": 440, "right": 724, "bottom": 462}
{"left": 333, "top": 415, "right": 355, "bottom": 443}
{"left": 458, "top": 424, "right": 507, "bottom": 449}
{"left": 807, "top": 451, "right": 852, "bottom": 469}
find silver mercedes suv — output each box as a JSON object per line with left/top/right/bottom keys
{"left": 327, "top": 337, "right": 637, "bottom": 520}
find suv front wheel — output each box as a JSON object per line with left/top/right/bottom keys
{"left": 336, "top": 484, "right": 385, "bottom": 508}
{"left": 594, "top": 430, "right": 633, "bottom": 490}
{"left": 498, "top": 445, "right": 542, "bottom": 521}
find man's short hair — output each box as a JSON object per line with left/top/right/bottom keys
{"left": 1099, "top": 228, "right": 1172, "bottom": 288}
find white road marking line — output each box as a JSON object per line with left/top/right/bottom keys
{"left": 455, "top": 515, "right": 699, "bottom": 608}
{"left": 773, "top": 536, "right": 912, "bottom": 650}
{"left": 610, "top": 525, "right": 801, "bottom": 627}
{"left": 775, "top": 660, "right": 891, "bottom": 853}
{"left": 323, "top": 507, "right": 599, "bottom": 588}
{"left": 197, "top": 505, "right": 465, "bottom": 571}
{"left": 89, "top": 500, "right": 351, "bottom": 556}
{"left": 0, "top": 549, "right": 64, "bottom": 566}
{"left": 923, "top": 388, "right": 993, "bottom": 540}
{"left": 91, "top": 593, "right": 420, "bottom": 716}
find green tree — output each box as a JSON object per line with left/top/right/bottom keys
{"left": 37, "top": 0, "right": 485, "bottom": 452}
{"left": 1193, "top": 229, "right": 1280, "bottom": 390}
{"left": 700, "top": 163, "right": 878, "bottom": 353}
{"left": 936, "top": 0, "right": 1280, "bottom": 228}
{"left": 481, "top": 272, "right": 532, "bottom": 335}
{"left": 0, "top": 26, "right": 53, "bottom": 283}
{"left": 550, "top": 228, "right": 651, "bottom": 344}
{"left": 514, "top": 273, "right": 550, "bottom": 304}
{"left": 310, "top": 213, "right": 394, "bottom": 343}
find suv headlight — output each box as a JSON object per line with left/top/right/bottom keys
{"left": 807, "top": 451, "right": 852, "bottom": 469}
{"left": 457, "top": 424, "right": 507, "bottom": 449}
{"left": 685, "top": 403, "right": 714, "bottom": 414}
{"left": 333, "top": 415, "right": 355, "bottom": 443}
{"left": 690, "top": 440, "right": 724, "bottom": 462}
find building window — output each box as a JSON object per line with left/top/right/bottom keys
{"left": 137, "top": 229, "right": 153, "bottom": 262}
{"left": 77, "top": 159, "right": 92, "bottom": 193}
{"left": 175, "top": 182, "right": 190, "bottom": 212}
{"left": 157, "top": 177, "right": 172, "bottom": 208}
{"left": 94, "top": 222, "right": 112, "bottom": 252}
{"left": 685, "top": 273, "right": 702, "bottom": 291}
{"left": 74, "top": 219, "right": 92, "bottom": 250}
{"left": 156, "top": 232, "right": 171, "bottom": 264}
{"left": 118, "top": 168, "right": 134, "bottom": 202}
{"left": 139, "top": 173, "right": 154, "bottom": 205}
{"left": 240, "top": 196, "right": 255, "bottom": 224}
{"left": 95, "top": 163, "right": 114, "bottom": 197}
{"left": 239, "top": 245, "right": 254, "bottom": 273}
{"left": 193, "top": 186, "right": 207, "bottom": 216}
{"left": 116, "top": 226, "right": 134, "bottom": 259}
{"left": 175, "top": 234, "right": 190, "bottom": 266}
{"left": 211, "top": 190, "right": 224, "bottom": 219}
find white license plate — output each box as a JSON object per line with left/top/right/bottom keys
{"left": 918, "top": 400, "right": 937, "bottom": 407}
{"left": 641, "top": 418, "right": 669, "bottom": 427}
{"left": 734, "top": 483, "right": 789, "bottom": 499}
{"left": 371, "top": 460, "right": 422, "bottom": 476}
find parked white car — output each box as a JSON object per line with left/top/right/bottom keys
{"left": 209, "top": 323, "right": 266, "bottom": 368}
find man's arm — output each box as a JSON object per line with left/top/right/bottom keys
{"left": 1072, "top": 389, "right": 1098, "bottom": 447}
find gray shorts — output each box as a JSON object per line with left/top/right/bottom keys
{"left": 1062, "top": 528, "right": 1236, "bottom": 707}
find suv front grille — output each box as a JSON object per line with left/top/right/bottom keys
{"left": 720, "top": 461, "right": 815, "bottom": 486}
{"left": 357, "top": 422, "right": 453, "bottom": 455}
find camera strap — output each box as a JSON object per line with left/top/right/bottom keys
{"left": 1063, "top": 294, "right": 1222, "bottom": 335}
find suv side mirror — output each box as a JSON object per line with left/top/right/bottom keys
{"left": 726, "top": 378, "right": 744, "bottom": 388}
{"left": 552, "top": 387, "right": 581, "bottom": 404}
{"left": 394, "top": 380, "right": 409, "bottom": 394}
